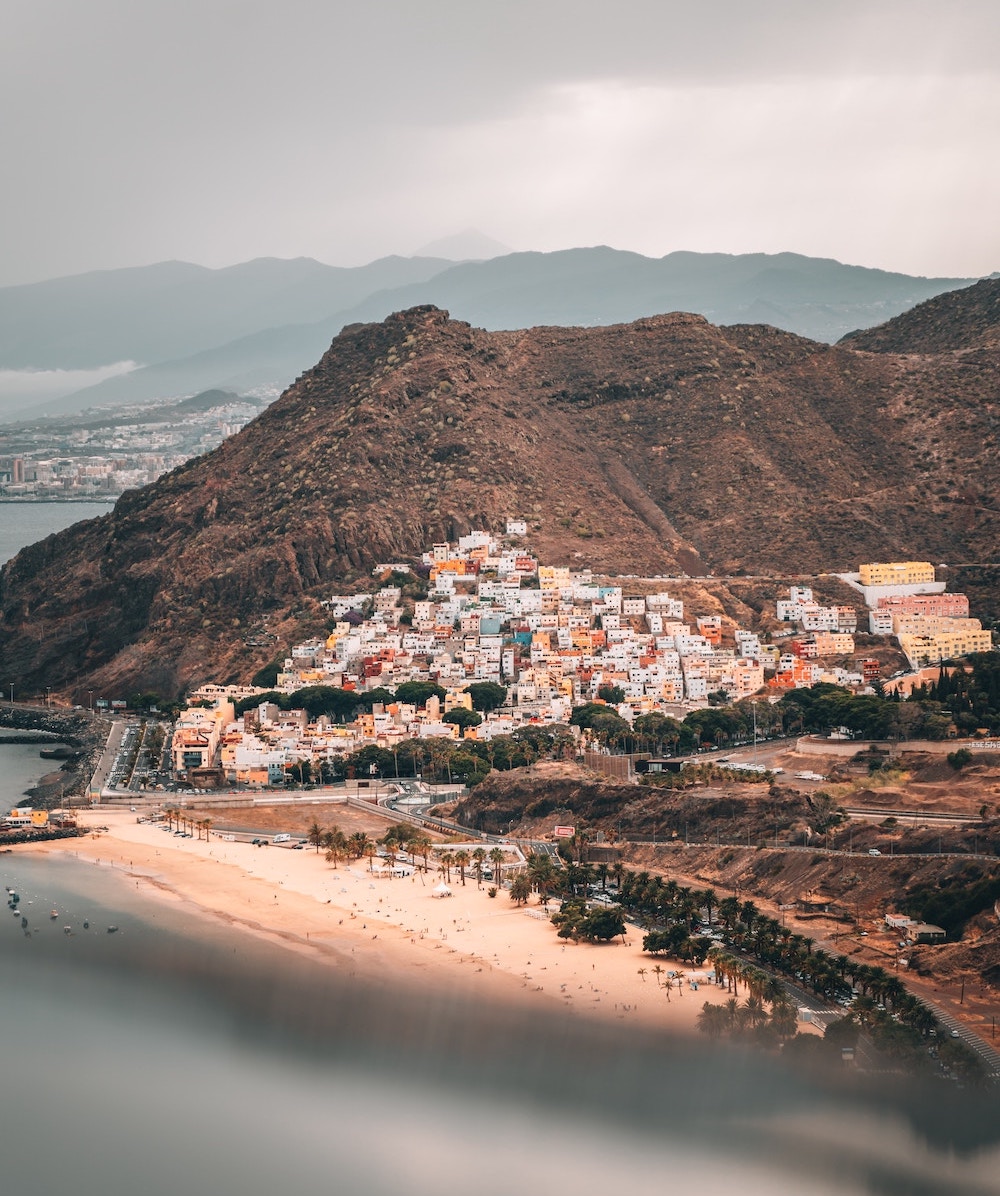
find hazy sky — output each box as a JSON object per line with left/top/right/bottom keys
{"left": 3, "top": 0, "right": 998, "bottom": 285}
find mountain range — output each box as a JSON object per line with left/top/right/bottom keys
{"left": 2, "top": 276, "right": 998, "bottom": 699}
{"left": 0, "top": 249, "right": 982, "bottom": 419}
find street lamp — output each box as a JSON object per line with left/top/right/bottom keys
{"left": 8, "top": 683, "right": 12, "bottom": 706}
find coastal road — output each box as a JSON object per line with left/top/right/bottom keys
{"left": 90, "top": 719, "right": 126, "bottom": 800}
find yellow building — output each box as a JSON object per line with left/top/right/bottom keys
{"left": 444, "top": 689, "right": 473, "bottom": 713}
{"left": 933, "top": 627, "right": 993, "bottom": 658}
{"left": 899, "top": 628, "right": 993, "bottom": 666}
{"left": 893, "top": 614, "right": 983, "bottom": 637}
{"left": 859, "top": 561, "right": 935, "bottom": 586}
{"left": 4, "top": 808, "right": 49, "bottom": 827}
{"left": 538, "top": 565, "right": 571, "bottom": 590}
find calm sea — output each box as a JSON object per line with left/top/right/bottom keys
{"left": 0, "top": 852, "right": 994, "bottom": 1196}
{"left": 0, "top": 499, "right": 112, "bottom": 566}
{"left": 0, "top": 732, "right": 66, "bottom": 815}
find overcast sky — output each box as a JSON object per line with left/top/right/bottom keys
{"left": 2, "top": 0, "right": 998, "bottom": 285}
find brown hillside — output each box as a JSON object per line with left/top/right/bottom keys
{"left": 2, "top": 301, "right": 1000, "bottom": 697}
{"left": 842, "top": 276, "right": 1000, "bottom": 353}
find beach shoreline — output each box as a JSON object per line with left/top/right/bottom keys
{"left": 19, "top": 808, "right": 739, "bottom": 1033}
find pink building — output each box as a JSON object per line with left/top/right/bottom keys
{"left": 877, "top": 593, "right": 969, "bottom": 618}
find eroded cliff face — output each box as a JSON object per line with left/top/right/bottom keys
{"left": 2, "top": 295, "right": 999, "bottom": 698}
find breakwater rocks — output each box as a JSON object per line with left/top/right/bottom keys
{"left": 0, "top": 826, "right": 83, "bottom": 847}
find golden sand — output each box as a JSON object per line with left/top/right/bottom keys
{"left": 24, "top": 808, "right": 739, "bottom": 1031}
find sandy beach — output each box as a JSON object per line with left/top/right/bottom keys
{"left": 22, "top": 809, "right": 741, "bottom": 1033}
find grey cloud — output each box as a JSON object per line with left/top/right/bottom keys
{"left": 1, "top": 0, "right": 998, "bottom": 284}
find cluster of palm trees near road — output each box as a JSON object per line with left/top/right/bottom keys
{"left": 695, "top": 960, "right": 799, "bottom": 1045}
{"left": 600, "top": 864, "right": 986, "bottom": 1079}
{"left": 436, "top": 844, "right": 508, "bottom": 889}
{"left": 163, "top": 806, "right": 213, "bottom": 841}
{"left": 303, "top": 820, "right": 510, "bottom": 887}
{"left": 306, "top": 821, "right": 376, "bottom": 868}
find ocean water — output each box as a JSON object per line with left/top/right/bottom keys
{"left": 0, "top": 732, "right": 68, "bottom": 814}
{"left": 1, "top": 847, "right": 999, "bottom": 1195}
{"left": 0, "top": 499, "right": 111, "bottom": 566}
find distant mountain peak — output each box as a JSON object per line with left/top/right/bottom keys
{"left": 412, "top": 228, "right": 512, "bottom": 261}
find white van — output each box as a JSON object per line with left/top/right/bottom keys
{"left": 273, "top": 833, "right": 292, "bottom": 844}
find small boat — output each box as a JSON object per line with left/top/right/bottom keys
{"left": 106, "top": 926, "right": 119, "bottom": 934}
{"left": 83, "top": 920, "right": 89, "bottom": 930}
{"left": 63, "top": 926, "right": 72, "bottom": 935}
{"left": 21, "top": 916, "right": 27, "bottom": 928}
{"left": 50, "top": 910, "right": 58, "bottom": 919}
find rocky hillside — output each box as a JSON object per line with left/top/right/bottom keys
{"left": 842, "top": 276, "right": 1000, "bottom": 353}
{"left": 2, "top": 291, "right": 1000, "bottom": 698}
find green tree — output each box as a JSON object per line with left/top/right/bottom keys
{"left": 394, "top": 681, "right": 447, "bottom": 707}
{"left": 488, "top": 847, "right": 504, "bottom": 885}
{"left": 252, "top": 657, "right": 284, "bottom": 688}
{"left": 467, "top": 682, "right": 508, "bottom": 712}
{"left": 453, "top": 849, "right": 471, "bottom": 886}
{"left": 442, "top": 708, "right": 483, "bottom": 730}
{"left": 322, "top": 826, "right": 348, "bottom": 868}
{"left": 510, "top": 874, "right": 531, "bottom": 905}
{"left": 291, "top": 685, "right": 361, "bottom": 722}
{"left": 697, "top": 1002, "right": 729, "bottom": 1039}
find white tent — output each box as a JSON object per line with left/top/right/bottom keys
{"left": 432, "top": 883, "right": 452, "bottom": 898}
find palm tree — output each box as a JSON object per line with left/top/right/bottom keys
{"left": 718, "top": 896, "right": 741, "bottom": 932}
{"left": 348, "top": 832, "right": 371, "bottom": 861}
{"left": 697, "top": 1002, "right": 729, "bottom": 1039}
{"left": 651, "top": 964, "right": 665, "bottom": 988}
{"left": 742, "top": 994, "right": 768, "bottom": 1030}
{"left": 364, "top": 840, "right": 377, "bottom": 872}
{"left": 322, "top": 827, "right": 347, "bottom": 868}
{"left": 526, "top": 852, "right": 559, "bottom": 899}
{"left": 307, "top": 820, "right": 325, "bottom": 853}
{"left": 472, "top": 847, "right": 486, "bottom": 887}
{"left": 509, "top": 875, "right": 531, "bottom": 905}
{"left": 488, "top": 846, "right": 504, "bottom": 886}
{"left": 440, "top": 851, "right": 455, "bottom": 882}
{"left": 453, "top": 849, "right": 470, "bottom": 886}
{"left": 770, "top": 999, "right": 799, "bottom": 1040}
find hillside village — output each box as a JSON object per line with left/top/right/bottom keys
{"left": 169, "top": 524, "right": 991, "bottom": 787}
